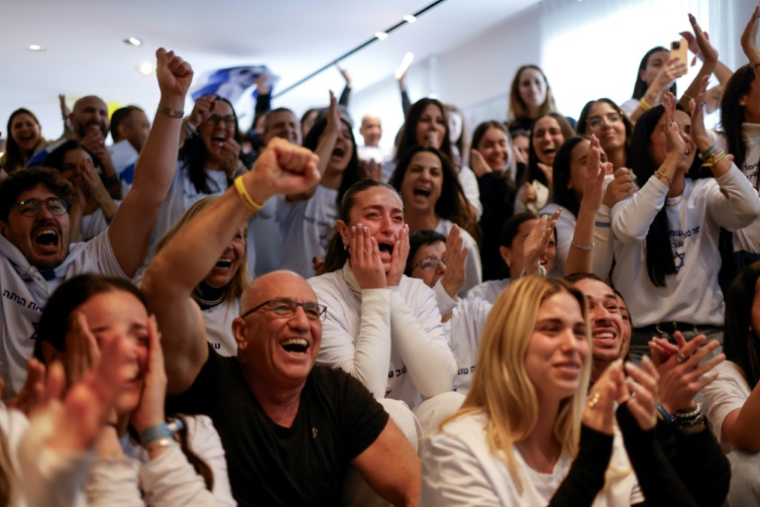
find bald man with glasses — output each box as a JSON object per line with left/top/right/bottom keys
{"left": 143, "top": 138, "right": 419, "bottom": 507}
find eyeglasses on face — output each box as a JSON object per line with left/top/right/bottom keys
{"left": 241, "top": 298, "right": 327, "bottom": 322}
{"left": 13, "top": 198, "right": 69, "bottom": 217}
{"left": 412, "top": 256, "right": 445, "bottom": 272}
{"left": 205, "top": 114, "right": 237, "bottom": 129}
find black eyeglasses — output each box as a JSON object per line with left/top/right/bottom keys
{"left": 241, "top": 298, "right": 327, "bottom": 322}
{"left": 13, "top": 198, "right": 69, "bottom": 217}
{"left": 412, "top": 256, "right": 445, "bottom": 272}
{"left": 205, "top": 114, "right": 237, "bottom": 129}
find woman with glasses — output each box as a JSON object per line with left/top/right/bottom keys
{"left": 153, "top": 196, "right": 249, "bottom": 356}
{"left": 390, "top": 145, "right": 481, "bottom": 295}
{"left": 613, "top": 87, "right": 760, "bottom": 361}
{"left": 278, "top": 92, "right": 362, "bottom": 278}
{"left": 153, "top": 95, "right": 244, "bottom": 243}
{"left": 310, "top": 179, "right": 461, "bottom": 439}
{"left": 405, "top": 229, "right": 491, "bottom": 395}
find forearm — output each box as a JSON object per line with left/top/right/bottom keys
{"left": 611, "top": 177, "right": 669, "bottom": 245}
{"left": 713, "top": 61, "right": 732, "bottom": 85}
{"left": 69, "top": 207, "right": 83, "bottom": 244}
{"left": 670, "top": 426, "right": 731, "bottom": 507}
{"left": 616, "top": 404, "right": 697, "bottom": 507}
{"left": 86, "top": 457, "right": 144, "bottom": 506}
{"left": 336, "top": 290, "right": 392, "bottom": 399}
{"left": 389, "top": 292, "right": 456, "bottom": 397}
{"left": 678, "top": 60, "right": 717, "bottom": 110}
{"left": 255, "top": 91, "right": 271, "bottom": 114}
{"left": 339, "top": 85, "right": 351, "bottom": 107}
{"left": 549, "top": 424, "right": 613, "bottom": 507}
{"left": 139, "top": 445, "right": 221, "bottom": 507}
{"left": 564, "top": 203, "right": 597, "bottom": 276}
{"left": 707, "top": 163, "right": 760, "bottom": 228}
{"left": 724, "top": 380, "right": 760, "bottom": 450}
{"left": 95, "top": 193, "right": 118, "bottom": 222}
{"left": 591, "top": 206, "right": 614, "bottom": 278}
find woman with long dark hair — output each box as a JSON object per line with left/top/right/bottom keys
{"left": 0, "top": 108, "right": 47, "bottom": 174}
{"left": 390, "top": 145, "right": 482, "bottom": 294}
{"left": 386, "top": 98, "right": 482, "bottom": 218}
{"left": 620, "top": 47, "right": 685, "bottom": 123}
{"left": 34, "top": 274, "right": 235, "bottom": 505}
{"left": 577, "top": 98, "right": 633, "bottom": 171}
{"left": 153, "top": 95, "right": 244, "bottom": 242}
{"left": 611, "top": 86, "right": 760, "bottom": 361}
{"left": 515, "top": 113, "right": 575, "bottom": 214}
{"left": 278, "top": 93, "right": 362, "bottom": 278}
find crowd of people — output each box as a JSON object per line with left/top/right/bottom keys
{"left": 1, "top": 6, "right": 760, "bottom": 506}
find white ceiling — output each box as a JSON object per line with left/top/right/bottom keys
{"left": 0, "top": 0, "right": 537, "bottom": 137}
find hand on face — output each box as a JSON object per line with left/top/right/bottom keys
{"left": 219, "top": 137, "right": 242, "bottom": 175}
{"left": 386, "top": 224, "right": 410, "bottom": 287}
{"left": 348, "top": 225, "right": 387, "bottom": 290}
{"left": 130, "top": 316, "right": 167, "bottom": 433}
{"left": 470, "top": 149, "right": 492, "bottom": 178}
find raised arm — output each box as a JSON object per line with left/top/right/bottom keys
{"left": 335, "top": 62, "right": 352, "bottom": 107}
{"left": 628, "top": 57, "right": 687, "bottom": 124}
{"left": 677, "top": 15, "right": 719, "bottom": 111}
{"left": 107, "top": 48, "right": 192, "bottom": 277}
{"left": 742, "top": 4, "right": 760, "bottom": 83}
{"left": 287, "top": 91, "right": 339, "bottom": 202}
{"left": 142, "top": 138, "right": 319, "bottom": 394}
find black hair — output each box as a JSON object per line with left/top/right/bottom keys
{"left": 632, "top": 47, "right": 677, "bottom": 100}
{"left": 725, "top": 261, "right": 760, "bottom": 388}
{"left": 720, "top": 64, "right": 755, "bottom": 173}
{"left": 33, "top": 275, "right": 215, "bottom": 490}
{"left": 520, "top": 113, "right": 575, "bottom": 188}
{"left": 265, "top": 107, "right": 296, "bottom": 133}
{"left": 2, "top": 108, "right": 41, "bottom": 174}
{"left": 43, "top": 140, "right": 104, "bottom": 174}
{"left": 302, "top": 118, "right": 361, "bottom": 205}
{"left": 322, "top": 180, "right": 403, "bottom": 274}
{"left": 394, "top": 98, "right": 454, "bottom": 165}
{"left": 499, "top": 212, "right": 538, "bottom": 248}
{"left": 576, "top": 98, "right": 633, "bottom": 151}
{"left": 551, "top": 136, "right": 588, "bottom": 219}
{"left": 178, "top": 96, "right": 239, "bottom": 195}
{"left": 390, "top": 145, "right": 480, "bottom": 243}
{"left": 627, "top": 105, "right": 674, "bottom": 286}
{"left": 405, "top": 230, "right": 447, "bottom": 276}
{"left": 0, "top": 167, "right": 73, "bottom": 222}
{"left": 109, "top": 106, "right": 144, "bottom": 142}
{"left": 564, "top": 271, "right": 607, "bottom": 285}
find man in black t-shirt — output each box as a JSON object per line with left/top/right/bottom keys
{"left": 143, "top": 139, "right": 420, "bottom": 506}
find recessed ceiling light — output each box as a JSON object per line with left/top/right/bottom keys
{"left": 124, "top": 37, "right": 143, "bottom": 46}
{"left": 403, "top": 15, "right": 417, "bottom": 23}
{"left": 138, "top": 62, "right": 154, "bottom": 76}
{"left": 375, "top": 31, "right": 389, "bottom": 40}
{"left": 25, "top": 44, "right": 46, "bottom": 52}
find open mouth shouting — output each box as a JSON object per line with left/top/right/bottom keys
{"left": 32, "top": 225, "right": 60, "bottom": 254}
{"left": 330, "top": 145, "right": 346, "bottom": 165}
{"left": 215, "top": 257, "right": 233, "bottom": 269}
{"left": 280, "top": 337, "right": 310, "bottom": 356}
{"left": 212, "top": 134, "right": 228, "bottom": 149}
{"left": 376, "top": 239, "right": 395, "bottom": 263}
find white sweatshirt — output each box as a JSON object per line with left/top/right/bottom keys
{"left": 712, "top": 124, "right": 760, "bottom": 253}
{"left": 202, "top": 299, "right": 240, "bottom": 357}
{"left": 308, "top": 263, "right": 456, "bottom": 408}
{"left": 85, "top": 415, "right": 235, "bottom": 506}
{"left": 611, "top": 166, "right": 760, "bottom": 327}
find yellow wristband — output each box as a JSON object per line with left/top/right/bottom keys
{"left": 639, "top": 98, "right": 653, "bottom": 111}
{"left": 234, "top": 176, "right": 264, "bottom": 211}
{"left": 704, "top": 153, "right": 727, "bottom": 168}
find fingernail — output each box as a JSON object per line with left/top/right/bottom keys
{"left": 642, "top": 355, "right": 652, "bottom": 365}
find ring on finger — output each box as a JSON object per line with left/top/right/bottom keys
{"left": 676, "top": 353, "right": 688, "bottom": 364}
{"left": 587, "top": 392, "right": 600, "bottom": 408}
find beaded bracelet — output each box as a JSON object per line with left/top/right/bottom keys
{"left": 571, "top": 239, "right": 594, "bottom": 251}
{"left": 673, "top": 402, "right": 703, "bottom": 421}
{"left": 699, "top": 145, "right": 719, "bottom": 161}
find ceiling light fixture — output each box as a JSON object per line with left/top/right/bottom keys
{"left": 124, "top": 37, "right": 143, "bottom": 46}
{"left": 138, "top": 62, "right": 154, "bottom": 76}
{"left": 273, "top": 0, "right": 447, "bottom": 99}
{"left": 25, "top": 44, "right": 46, "bottom": 52}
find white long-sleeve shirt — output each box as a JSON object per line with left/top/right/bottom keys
{"left": 85, "top": 415, "right": 235, "bottom": 506}
{"left": 611, "top": 166, "right": 760, "bottom": 327}
{"left": 309, "top": 263, "right": 456, "bottom": 408}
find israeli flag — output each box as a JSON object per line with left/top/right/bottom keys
{"left": 190, "top": 66, "right": 279, "bottom": 103}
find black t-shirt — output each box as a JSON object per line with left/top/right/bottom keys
{"left": 167, "top": 345, "right": 389, "bottom": 507}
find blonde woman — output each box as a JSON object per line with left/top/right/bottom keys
{"left": 421, "top": 276, "right": 698, "bottom": 506}
{"left": 154, "top": 196, "right": 249, "bottom": 356}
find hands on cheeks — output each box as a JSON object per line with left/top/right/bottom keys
{"left": 349, "top": 225, "right": 387, "bottom": 290}
{"left": 131, "top": 316, "right": 167, "bottom": 434}
{"left": 386, "top": 224, "right": 410, "bottom": 287}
